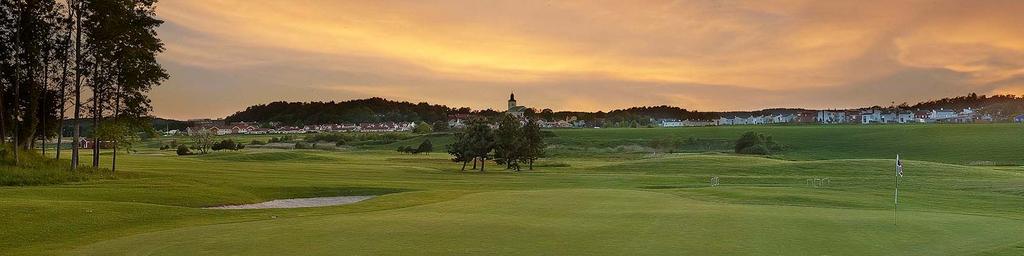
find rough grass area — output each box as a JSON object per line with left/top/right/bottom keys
{"left": 0, "top": 147, "right": 119, "bottom": 186}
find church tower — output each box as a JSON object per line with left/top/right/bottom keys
{"left": 508, "top": 92, "right": 517, "bottom": 110}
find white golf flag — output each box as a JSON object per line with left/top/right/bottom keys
{"left": 896, "top": 155, "right": 904, "bottom": 177}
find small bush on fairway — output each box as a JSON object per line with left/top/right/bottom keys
{"left": 738, "top": 144, "right": 770, "bottom": 155}
{"left": 416, "top": 139, "right": 433, "bottom": 153}
{"left": 212, "top": 140, "right": 243, "bottom": 151}
{"left": 735, "top": 131, "right": 782, "bottom": 155}
{"left": 397, "top": 140, "right": 433, "bottom": 154}
{"left": 176, "top": 145, "right": 193, "bottom": 155}
{"left": 268, "top": 135, "right": 295, "bottom": 143}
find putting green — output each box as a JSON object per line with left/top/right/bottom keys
{"left": 73, "top": 189, "right": 1024, "bottom": 256}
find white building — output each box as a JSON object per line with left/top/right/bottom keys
{"left": 860, "top": 109, "right": 882, "bottom": 124}
{"left": 506, "top": 93, "right": 527, "bottom": 118}
{"left": 930, "top": 109, "right": 957, "bottom": 120}
{"left": 816, "top": 111, "right": 846, "bottom": 124}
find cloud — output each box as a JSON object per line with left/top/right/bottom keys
{"left": 150, "top": 0, "right": 1024, "bottom": 118}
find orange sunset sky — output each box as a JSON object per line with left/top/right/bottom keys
{"left": 150, "top": 0, "right": 1024, "bottom": 120}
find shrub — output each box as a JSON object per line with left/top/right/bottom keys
{"left": 734, "top": 132, "right": 781, "bottom": 155}
{"left": 176, "top": 145, "right": 192, "bottom": 155}
{"left": 159, "top": 145, "right": 170, "bottom": 150}
{"left": 738, "top": 144, "right": 770, "bottom": 155}
{"left": 212, "top": 139, "right": 242, "bottom": 151}
{"left": 416, "top": 139, "right": 433, "bottom": 153}
{"left": 412, "top": 121, "right": 433, "bottom": 134}
{"left": 250, "top": 140, "right": 266, "bottom": 145}
{"left": 432, "top": 121, "right": 449, "bottom": 132}
{"left": 294, "top": 142, "right": 310, "bottom": 149}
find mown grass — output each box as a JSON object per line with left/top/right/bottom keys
{"left": 2, "top": 124, "right": 1023, "bottom": 255}
{"left": 547, "top": 124, "right": 1024, "bottom": 165}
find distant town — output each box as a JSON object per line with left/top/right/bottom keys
{"left": 171, "top": 93, "right": 1024, "bottom": 136}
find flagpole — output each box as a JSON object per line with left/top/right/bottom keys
{"left": 894, "top": 154, "right": 899, "bottom": 226}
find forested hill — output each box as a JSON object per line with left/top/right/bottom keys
{"left": 222, "top": 93, "right": 1024, "bottom": 125}
{"left": 908, "top": 93, "right": 1024, "bottom": 114}
{"left": 224, "top": 98, "right": 455, "bottom": 124}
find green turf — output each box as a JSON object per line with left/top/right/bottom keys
{"left": 2, "top": 124, "right": 1023, "bottom": 255}
{"left": 70, "top": 189, "right": 1024, "bottom": 256}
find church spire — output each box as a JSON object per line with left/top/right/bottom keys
{"left": 509, "top": 92, "right": 516, "bottom": 102}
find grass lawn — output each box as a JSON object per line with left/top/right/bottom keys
{"left": 2, "top": 124, "right": 1023, "bottom": 255}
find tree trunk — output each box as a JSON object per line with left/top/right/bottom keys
{"left": 40, "top": 58, "right": 49, "bottom": 157}
{"left": 479, "top": 157, "right": 485, "bottom": 172}
{"left": 56, "top": 45, "right": 69, "bottom": 161}
{"left": 71, "top": 0, "right": 82, "bottom": 170}
{"left": 0, "top": 82, "right": 5, "bottom": 149}
{"left": 461, "top": 160, "right": 467, "bottom": 171}
{"left": 12, "top": 64, "right": 19, "bottom": 165}
{"left": 22, "top": 79, "right": 40, "bottom": 151}
{"left": 12, "top": 14, "right": 20, "bottom": 165}
{"left": 111, "top": 83, "right": 120, "bottom": 173}
{"left": 91, "top": 80, "right": 99, "bottom": 168}
{"left": 529, "top": 159, "right": 533, "bottom": 170}
{"left": 472, "top": 157, "right": 477, "bottom": 170}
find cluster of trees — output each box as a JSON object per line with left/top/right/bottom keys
{"left": 412, "top": 121, "right": 432, "bottom": 134}
{"left": 187, "top": 129, "right": 214, "bottom": 155}
{"left": 175, "top": 138, "right": 242, "bottom": 156}
{"left": 396, "top": 139, "right": 432, "bottom": 154}
{"left": 734, "top": 132, "right": 783, "bottom": 155}
{"left": 223, "top": 98, "right": 725, "bottom": 127}
{"left": 224, "top": 98, "right": 455, "bottom": 125}
{"left": 304, "top": 132, "right": 411, "bottom": 146}
{"left": 220, "top": 92, "right": 1024, "bottom": 131}
{"left": 447, "top": 115, "right": 545, "bottom": 172}
{"left": 0, "top": 0, "right": 166, "bottom": 171}
{"left": 905, "top": 93, "right": 1024, "bottom": 117}
{"left": 211, "top": 139, "right": 243, "bottom": 151}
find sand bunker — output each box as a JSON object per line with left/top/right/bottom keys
{"left": 205, "top": 196, "right": 375, "bottom": 209}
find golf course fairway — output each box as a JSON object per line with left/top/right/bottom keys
{"left": 72, "top": 189, "right": 1023, "bottom": 255}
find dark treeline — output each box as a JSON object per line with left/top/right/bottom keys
{"left": 0, "top": 0, "right": 167, "bottom": 171}
{"left": 906, "top": 93, "right": 1024, "bottom": 115}
{"left": 223, "top": 93, "right": 1024, "bottom": 126}
{"left": 226, "top": 99, "right": 721, "bottom": 126}
{"left": 225, "top": 98, "right": 456, "bottom": 125}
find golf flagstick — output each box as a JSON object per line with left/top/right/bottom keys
{"left": 894, "top": 154, "right": 903, "bottom": 226}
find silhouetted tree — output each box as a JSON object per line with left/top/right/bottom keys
{"left": 494, "top": 114, "right": 523, "bottom": 171}
{"left": 521, "top": 119, "right": 545, "bottom": 170}
{"left": 416, "top": 139, "right": 432, "bottom": 153}
{"left": 464, "top": 118, "right": 494, "bottom": 172}
{"left": 447, "top": 130, "right": 472, "bottom": 171}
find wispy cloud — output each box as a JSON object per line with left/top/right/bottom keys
{"left": 151, "top": 0, "right": 1024, "bottom": 119}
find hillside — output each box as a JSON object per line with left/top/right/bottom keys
{"left": 220, "top": 93, "right": 1024, "bottom": 125}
